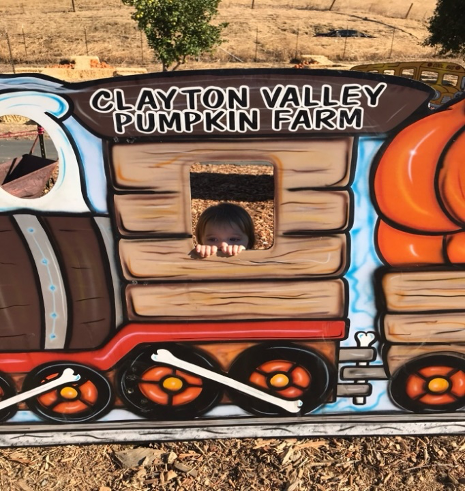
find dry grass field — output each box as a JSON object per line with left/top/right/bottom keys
{"left": 0, "top": 0, "right": 457, "bottom": 73}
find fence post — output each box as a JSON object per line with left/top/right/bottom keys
{"left": 5, "top": 32, "right": 16, "bottom": 74}
{"left": 71, "top": 0, "right": 76, "bottom": 12}
{"left": 251, "top": 0, "right": 255, "bottom": 8}
{"left": 404, "top": 3, "right": 413, "bottom": 19}
{"left": 22, "top": 26, "right": 28, "bottom": 59}
{"left": 294, "top": 26, "right": 300, "bottom": 60}
{"left": 140, "top": 31, "right": 144, "bottom": 63}
{"left": 84, "top": 28, "right": 89, "bottom": 55}
{"left": 342, "top": 31, "right": 348, "bottom": 59}
{"left": 388, "top": 28, "right": 395, "bottom": 59}
{"left": 254, "top": 27, "right": 259, "bottom": 62}
{"left": 329, "top": 0, "right": 337, "bottom": 10}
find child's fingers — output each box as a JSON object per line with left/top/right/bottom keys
{"left": 195, "top": 244, "right": 206, "bottom": 257}
{"left": 222, "top": 245, "right": 245, "bottom": 256}
{"left": 222, "top": 244, "right": 233, "bottom": 255}
{"left": 196, "top": 245, "right": 217, "bottom": 257}
{"left": 235, "top": 245, "right": 246, "bottom": 255}
{"left": 197, "top": 244, "right": 245, "bottom": 257}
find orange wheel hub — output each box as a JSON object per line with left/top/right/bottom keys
{"left": 249, "top": 359, "right": 312, "bottom": 399}
{"left": 427, "top": 377, "right": 450, "bottom": 394}
{"left": 139, "top": 367, "right": 203, "bottom": 406}
{"left": 60, "top": 386, "right": 79, "bottom": 399}
{"left": 269, "top": 373, "right": 290, "bottom": 388}
{"left": 162, "top": 376, "right": 184, "bottom": 392}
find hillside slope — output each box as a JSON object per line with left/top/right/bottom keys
{"left": 0, "top": 0, "right": 449, "bottom": 72}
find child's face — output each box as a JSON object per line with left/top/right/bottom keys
{"left": 201, "top": 221, "right": 249, "bottom": 248}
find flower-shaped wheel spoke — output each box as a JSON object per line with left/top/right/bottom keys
{"left": 249, "top": 360, "right": 312, "bottom": 399}
{"left": 390, "top": 354, "right": 465, "bottom": 413}
{"left": 23, "top": 363, "right": 113, "bottom": 423}
{"left": 137, "top": 367, "right": 203, "bottom": 406}
{"left": 228, "top": 344, "right": 335, "bottom": 417}
{"left": 118, "top": 345, "right": 223, "bottom": 420}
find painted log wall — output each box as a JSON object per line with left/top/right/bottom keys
{"left": 110, "top": 139, "right": 353, "bottom": 321}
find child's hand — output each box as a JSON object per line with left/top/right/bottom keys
{"left": 195, "top": 244, "right": 246, "bottom": 257}
{"left": 195, "top": 244, "right": 218, "bottom": 258}
{"left": 220, "top": 244, "right": 246, "bottom": 256}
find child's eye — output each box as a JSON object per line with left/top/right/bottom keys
{"left": 229, "top": 238, "right": 239, "bottom": 242}
{"left": 206, "top": 237, "right": 218, "bottom": 243}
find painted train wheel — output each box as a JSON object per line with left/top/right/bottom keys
{"left": 23, "top": 363, "right": 113, "bottom": 423}
{"left": 389, "top": 354, "right": 465, "bottom": 413}
{"left": 0, "top": 372, "right": 17, "bottom": 422}
{"left": 227, "top": 344, "right": 335, "bottom": 416}
{"left": 118, "top": 345, "right": 223, "bottom": 420}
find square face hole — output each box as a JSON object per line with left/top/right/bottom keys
{"left": 190, "top": 161, "right": 274, "bottom": 250}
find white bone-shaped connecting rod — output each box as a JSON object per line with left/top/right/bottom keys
{"left": 152, "top": 349, "right": 303, "bottom": 414}
{"left": 0, "top": 368, "right": 81, "bottom": 411}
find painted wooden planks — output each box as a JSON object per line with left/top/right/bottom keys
{"left": 381, "top": 270, "right": 465, "bottom": 312}
{"left": 383, "top": 312, "right": 465, "bottom": 343}
{"left": 127, "top": 279, "right": 346, "bottom": 320}
{"left": 120, "top": 235, "right": 347, "bottom": 280}
{"left": 111, "top": 139, "right": 354, "bottom": 190}
{"left": 115, "top": 190, "right": 350, "bottom": 236}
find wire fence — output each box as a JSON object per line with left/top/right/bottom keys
{"left": 1, "top": 28, "right": 151, "bottom": 69}
{"left": 0, "top": 0, "right": 437, "bottom": 72}
{"left": 1, "top": 27, "right": 439, "bottom": 72}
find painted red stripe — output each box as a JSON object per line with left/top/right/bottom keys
{"left": 0, "top": 320, "right": 346, "bottom": 373}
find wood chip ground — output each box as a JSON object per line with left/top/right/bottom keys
{"left": 0, "top": 436, "right": 463, "bottom": 490}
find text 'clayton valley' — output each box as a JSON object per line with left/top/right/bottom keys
{"left": 89, "top": 83, "right": 388, "bottom": 134}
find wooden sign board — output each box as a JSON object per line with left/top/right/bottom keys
{"left": 0, "top": 69, "right": 463, "bottom": 446}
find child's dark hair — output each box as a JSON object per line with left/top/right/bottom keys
{"left": 195, "top": 203, "right": 256, "bottom": 249}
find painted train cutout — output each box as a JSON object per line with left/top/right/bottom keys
{"left": 0, "top": 69, "right": 463, "bottom": 432}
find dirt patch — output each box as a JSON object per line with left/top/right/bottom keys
{"left": 0, "top": 436, "right": 463, "bottom": 490}
{"left": 0, "top": 0, "right": 452, "bottom": 73}
{"left": 0, "top": 122, "right": 39, "bottom": 140}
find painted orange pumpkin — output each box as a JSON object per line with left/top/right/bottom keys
{"left": 374, "top": 98, "right": 465, "bottom": 265}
